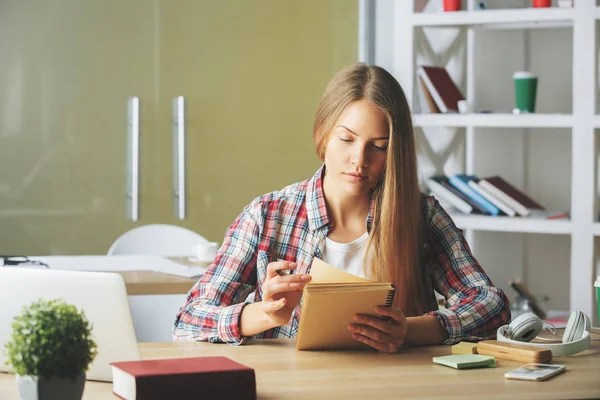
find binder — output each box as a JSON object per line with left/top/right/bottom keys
{"left": 296, "top": 258, "right": 395, "bottom": 351}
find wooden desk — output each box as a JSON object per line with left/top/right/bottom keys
{"left": 112, "top": 270, "right": 197, "bottom": 295}
{"left": 1, "top": 339, "right": 599, "bottom": 399}
{"left": 107, "top": 256, "right": 203, "bottom": 295}
{"left": 24, "top": 255, "right": 203, "bottom": 295}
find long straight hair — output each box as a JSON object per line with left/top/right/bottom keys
{"left": 313, "top": 63, "right": 425, "bottom": 316}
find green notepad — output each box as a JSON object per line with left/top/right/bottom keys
{"left": 433, "top": 354, "right": 496, "bottom": 369}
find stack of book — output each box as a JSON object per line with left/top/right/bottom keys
{"left": 425, "top": 175, "right": 569, "bottom": 220}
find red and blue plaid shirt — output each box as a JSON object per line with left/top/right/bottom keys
{"left": 173, "top": 166, "right": 510, "bottom": 345}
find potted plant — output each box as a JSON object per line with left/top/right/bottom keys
{"left": 4, "top": 298, "right": 97, "bottom": 400}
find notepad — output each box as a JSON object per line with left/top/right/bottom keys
{"left": 295, "top": 258, "right": 395, "bottom": 351}
{"left": 433, "top": 355, "right": 496, "bottom": 369}
{"left": 452, "top": 342, "right": 478, "bottom": 355}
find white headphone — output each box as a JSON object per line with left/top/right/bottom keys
{"left": 497, "top": 311, "right": 591, "bottom": 357}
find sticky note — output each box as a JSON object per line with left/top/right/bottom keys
{"left": 433, "top": 354, "right": 496, "bottom": 369}
{"left": 452, "top": 342, "right": 478, "bottom": 354}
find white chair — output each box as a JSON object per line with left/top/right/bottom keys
{"left": 107, "top": 224, "right": 209, "bottom": 343}
{"left": 107, "top": 224, "right": 208, "bottom": 256}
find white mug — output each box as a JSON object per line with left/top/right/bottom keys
{"left": 193, "top": 242, "right": 218, "bottom": 262}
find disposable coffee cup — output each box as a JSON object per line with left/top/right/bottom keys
{"left": 513, "top": 71, "right": 538, "bottom": 113}
{"left": 595, "top": 276, "right": 600, "bottom": 323}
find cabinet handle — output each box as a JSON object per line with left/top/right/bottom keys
{"left": 172, "top": 96, "right": 186, "bottom": 220}
{"left": 127, "top": 96, "right": 140, "bottom": 221}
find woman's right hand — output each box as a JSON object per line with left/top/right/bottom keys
{"left": 260, "top": 261, "right": 311, "bottom": 327}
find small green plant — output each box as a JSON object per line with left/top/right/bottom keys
{"left": 4, "top": 299, "right": 97, "bottom": 379}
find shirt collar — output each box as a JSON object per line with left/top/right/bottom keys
{"left": 305, "top": 165, "right": 375, "bottom": 233}
{"left": 306, "top": 165, "right": 330, "bottom": 232}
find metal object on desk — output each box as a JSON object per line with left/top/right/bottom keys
{"left": 511, "top": 294, "right": 550, "bottom": 320}
{"left": 0, "top": 256, "right": 49, "bottom": 268}
{"left": 509, "top": 279, "right": 548, "bottom": 319}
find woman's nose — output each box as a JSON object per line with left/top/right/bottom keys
{"left": 351, "top": 147, "right": 368, "bottom": 167}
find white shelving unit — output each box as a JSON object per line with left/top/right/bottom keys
{"left": 593, "top": 223, "right": 600, "bottom": 237}
{"left": 451, "top": 215, "right": 572, "bottom": 235}
{"left": 411, "top": 7, "right": 574, "bottom": 29}
{"left": 394, "top": 1, "right": 597, "bottom": 320}
{"left": 414, "top": 113, "right": 573, "bottom": 128}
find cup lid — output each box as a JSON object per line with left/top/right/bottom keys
{"left": 595, "top": 276, "right": 600, "bottom": 286}
{"left": 513, "top": 71, "right": 537, "bottom": 79}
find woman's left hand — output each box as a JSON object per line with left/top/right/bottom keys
{"left": 348, "top": 306, "right": 407, "bottom": 354}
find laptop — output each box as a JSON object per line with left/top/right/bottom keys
{"left": 0, "top": 267, "right": 141, "bottom": 382}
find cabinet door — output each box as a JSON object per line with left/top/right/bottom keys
{"left": 0, "top": 1, "right": 157, "bottom": 254}
{"left": 157, "top": 0, "right": 358, "bottom": 242}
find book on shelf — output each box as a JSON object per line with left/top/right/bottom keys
{"left": 478, "top": 176, "right": 545, "bottom": 217}
{"left": 426, "top": 176, "right": 473, "bottom": 214}
{"left": 427, "top": 176, "right": 489, "bottom": 215}
{"left": 429, "top": 194, "right": 453, "bottom": 214}
{"left": 448, "top": 175, "right": 502, "bottom": 216}
{"left": 296, "top": 258, "right": 395, "bottom": 351}
{"left": 418, "top": 76, "right": 441, "bottom": 114}
{"left": 467, "top": 179, "right": 517, "bottom": 217}
{"left": 441, "top": 179, "right": 490, "bottom": 215}
{"left": 428, "top": 174, "right": 563, "bottom": 220}
{"left": 417, "top": 65, "right": 465, "bottom": 113}
{"left": 110, "top": 357, "right": 256, "bottom": 400}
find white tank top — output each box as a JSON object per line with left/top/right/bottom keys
{"left": 322, "top": 232, "right": 369, "bottom": 278}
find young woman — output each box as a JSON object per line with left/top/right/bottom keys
{"left": 173, "top": 63, "right": 510, "bottom": 353}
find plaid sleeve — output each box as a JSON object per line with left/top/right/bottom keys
{"left": 172, "top": 202, "right": 261, "bottom": 345}
{"left": 423, "top": 197, "right": 511, "bottom": 345}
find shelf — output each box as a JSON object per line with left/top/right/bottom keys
{"left": 412, "top": 8, "right": 574, "bottom": 29}
{"left": 451, "top": 214, "right": 572, "bottom": 234}
{"left": 413, "top": 113, "right": 573, "bottom": 128}
{"left": 395, "top": 0, "right": 598, "bottom": 329}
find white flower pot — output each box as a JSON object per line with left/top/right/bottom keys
{"left": 16, "top": 373, "right": 85, "bottom": 400}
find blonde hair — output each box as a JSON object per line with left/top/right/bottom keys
{"left": 313, "top": 63, "right": 425, "bottom": 316}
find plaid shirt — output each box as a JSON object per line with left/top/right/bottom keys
{"left": 173, "top": 166, "right": 510, "bottom": 345}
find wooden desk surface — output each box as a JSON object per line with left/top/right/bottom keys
{"left": 113, "top": 270, "right": 197, "bottom": 295}
{"left": 116, "top": 256, "right": 201, "bottom": 295}
{"left": 1, "top": 339, "right": 599, "bottom": 399}
{"left": 115, "top": 257, "right": 206, "bottom": 296}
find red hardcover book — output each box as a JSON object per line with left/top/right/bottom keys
{"left": 111, "top": 356, "right": 256, "bottom": 400}
{"left": 417, "top": 66, "right": 465, "bottom": 113}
